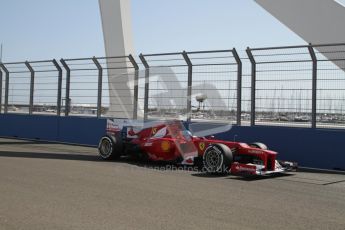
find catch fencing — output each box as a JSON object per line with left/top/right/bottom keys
{"left": 246, "top": 43, "right": 345, "bottom": 128}
{"left": 1, "top": 43, "right": 345, "bottom": 129}
{"left": 138, "top": 49, "right": 241, "bottom": 124}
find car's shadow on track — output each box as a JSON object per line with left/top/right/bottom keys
{"left": 0, "top": 150, "right": 198, "bottom": 172}
{"left": 0, "top": 151, "right": 99, "bottom": 162}
{"left": 0, "top": 150, "right": 296, "bottom": 181}
{"left": 227, "top": 173, "right": 295, "bottom": 181}
{"left": 191, "top": 172, "right": 294, "bottom": 180}
{"left": 116, "top": 156, "right": 202, "bottom": 171}
{"left": 0, "top": 140, "right": 58, "bottom": 145}
{"left": 119, "top": 158, "right": 296, "bottom": 181}
{"left": 0, "top": 149, "right": 195, "bottom": 170}
{"left": 191, "top": 172, "right": 230, "bottom": 178}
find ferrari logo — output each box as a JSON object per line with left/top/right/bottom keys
{"left": 199, "top": 142, "right": 205, "bottom": 150}
{"left": 152, "top": 127, "right": 157, "bottom": 135}
{"left": 161, "top": 141, "right": 170, "bottom": 152}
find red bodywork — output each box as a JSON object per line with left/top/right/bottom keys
{"left": 107, "top": 120, "right": 295, "bottom": 175}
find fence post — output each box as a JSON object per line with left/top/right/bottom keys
{"left": 92, "top": 57, "right": 103, "bottom": 118}
{"left": 139, "top": 54, "right": 149, "bottom": 120}
{"left": 25, "top": 61, "right": 35, "bottom": 115}
{"left": 128, "top": 54, "right": 139, "bottom": 120}
{"left": 182, "top": 51, "right": 193, "bottom": 122}
{"left": 308, "top": 44, "right": 317, "bottom": 129}
{"left": 246, "top": 47, "right": 256, "bottom": 126}
{"left": 52, "top": 59, "right": 62, "bottom": 116}
{"left": 232, "top": 48, "right": 242, "bottom": 126}
{"left": 60, "top": 59, "right": 70, "bottom": 116}
{"left": 0, "top": 64, "right": 9, "bottom": 113}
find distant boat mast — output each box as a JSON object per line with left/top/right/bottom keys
{"left": 0, "top": 43, "right": 3, "bottom": 62}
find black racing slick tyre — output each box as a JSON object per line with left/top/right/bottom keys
{"left": 203, "top": 144, "right": 233, "bottom": 173}
{"left": 249, "top": 142, "right": 268, "bottom": 150}
{"left": 98, "top": 134, "right": 123, "bottom": 160}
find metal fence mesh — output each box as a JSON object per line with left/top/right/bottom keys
{"left": 64, "top": 58, "right": 98, "bottom": 116}
{"left": 188, "top": 51, "right": 238, "bottom": 122}
{"left": 31, "top": 61, "right": 60, "bottom": 115}
{"left": 99, "top": 56, "right": 136, "bottom": 119}
{"left": 142, "top": 53, "right": 188, "bottom": 120}
{"left": 1, "top": 43, "right": 345, "bottom": 129}
{"left": 249, "top": 47, "right": 312, "bottom": 127}
{"left": 239, "top": 51, "right": 252, "bottom": 125}
{"left": 137, "top": 60, "right": 146, "bottom": 119}
{"left": 315, "top": 44, "right": 345, "bottom": 128}
{"left": 5, "top": 63, "right": 31, "bottom": 114}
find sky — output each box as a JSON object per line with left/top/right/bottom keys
{"left": 0, "top": 0, "right": 306, "bottom": 62}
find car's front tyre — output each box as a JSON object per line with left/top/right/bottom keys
{"left": 203, "top": 144, "right": 233, "bottom": 173}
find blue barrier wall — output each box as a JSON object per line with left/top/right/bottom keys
{"left": 0, "top": 114, "right": 344, "bottom": 170}
{"left": 0, "top": 114, "right": 106, "bottom": 146}
{"left": 215, "top": 125, "right": 345, "bottom": 170}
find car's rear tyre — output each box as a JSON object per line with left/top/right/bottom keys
{"left": 203, "top": 144, "right": 233, "bottom": 173}
{"left": 249, "top": 142, "right": 268, "bottom": 150}
{"left": 98, "top": 134, "right": 123, "bottom": 160}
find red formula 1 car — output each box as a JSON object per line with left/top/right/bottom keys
{"left": 98, "top": 119, "right": 297, "bottom": 175}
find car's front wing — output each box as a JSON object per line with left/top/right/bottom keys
{"left": 230, "top": 160, "right": 297, "bottom": 176}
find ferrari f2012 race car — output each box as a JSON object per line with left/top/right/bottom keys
{"left": 98, "top": 119, "right": 297, "bottom": 175}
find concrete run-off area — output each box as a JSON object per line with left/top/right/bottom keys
{"left": 0, "top": 138, "right": 344, "bottom": 230}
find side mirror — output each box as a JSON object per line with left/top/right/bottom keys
{"left": 128, "top": 127, "right": 136, "bottom": 136}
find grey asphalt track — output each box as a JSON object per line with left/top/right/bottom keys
{"left": 0, "top": 138, "right": 344, "bottom": 230}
